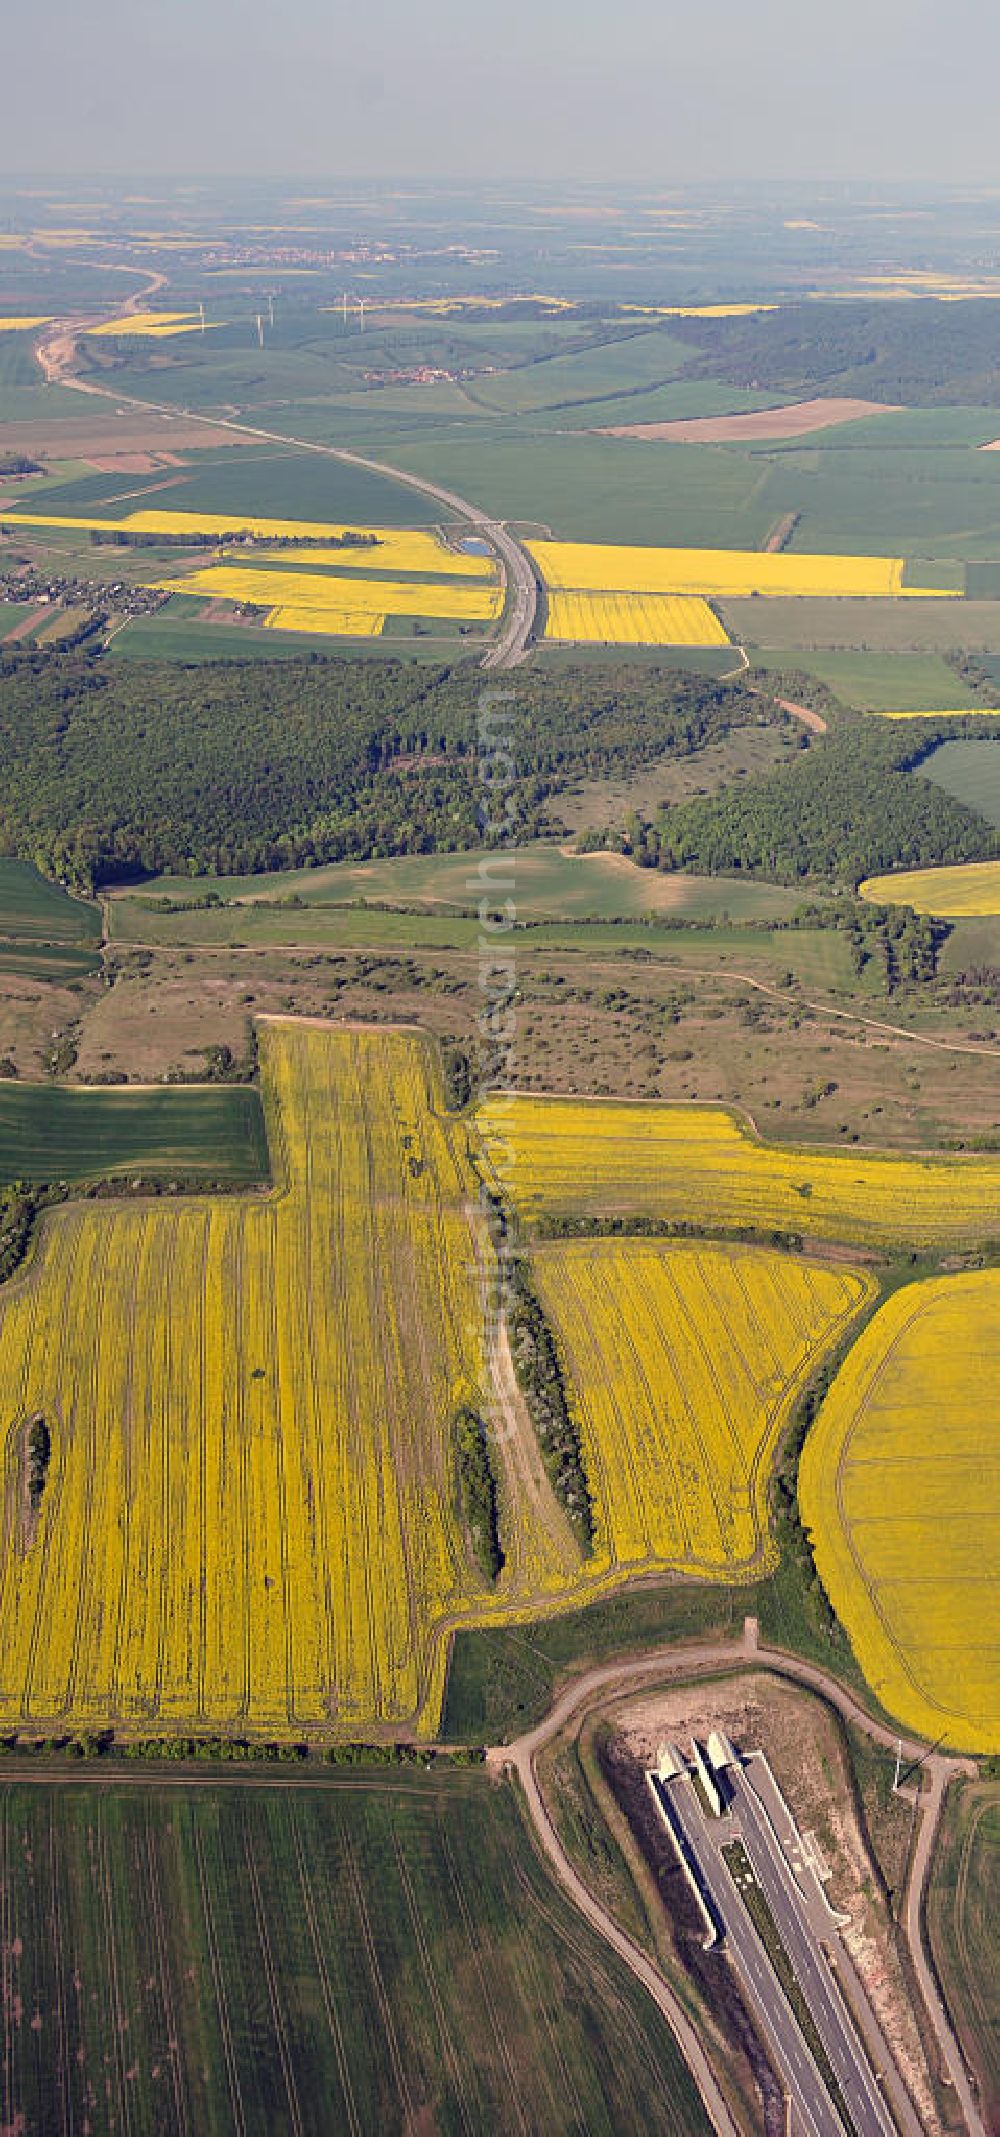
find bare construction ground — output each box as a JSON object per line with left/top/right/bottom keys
{"left": 597, "top": 398, "right": 902, "bottom": 443}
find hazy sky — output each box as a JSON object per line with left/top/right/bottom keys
{"left": 2, "top": 0, "right": 992, "bottom": 182}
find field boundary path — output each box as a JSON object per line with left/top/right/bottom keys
{"left": 489, "top": 1633, "right": 986, "bottom": 2137}
{"left": 31, "top": 326, "right": 539, "bottom": 668}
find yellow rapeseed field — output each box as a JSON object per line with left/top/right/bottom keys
{"left": 533, "top": 1240, "right": 871, "bottom": 1577}
{"left": 860, "top": 861, "right": 1000, "bottom": 916}
{"left": 84, "top": 312, "right": 211, "bottom": 338}
{"left": 223, "top": 534, "right": 495, "bottom": 577}
{"left": 0, "top": 1024, "right": 490, "bottom": 1735}
{"left": 265, "top": 605, "right": 386, "bottom": 637}
{"left": 475, "top": 1095, "right": 1000, "bottom": 1248}
{"left": 620, "top": 304, "right": 776, "bottom": 318}
{"left": 0, "top": 316, "right": 53, "bottom": 332}
{"left": 800, "top": 1271, "right": 1000, "bottom": 1751}
{"left": 0, "top": 510, "right": 495, "bottom": 576}
{"left": 149, "top": 565, "right": 501, "bottom": 623}
{"left": 863, "top": 718, "right": 995, "bottom": 726}
{"left": 526, "top": 539, "right": 959, "bottom": 600}
{"left": 545, "top": 590, "right": 730, "bottom": 646}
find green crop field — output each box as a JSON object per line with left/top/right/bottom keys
{"left": 0, "top": 1081, "right": 269, "bottom": 1184}
{"left": 922, "top": 739, "right": 1000, "bottom": 827}
{"left": 937, "top": 913, "right": 1000, "bottom": 974}
{"left": 533, "top": 641, "right": 738, "bottom": 677}
{"left": 722, "top": 597, "right": 1000, "bottom": 655}
{"left": 0, "top": 1775, "right": 709, "bottom": 2137}
{"left": 107, "top": 615, "right": 455, "bottom": 663}
{"left": 388, "top": 433, "right": 776, "bottom": 545}
{"left": 550, "top": 379, "right": 789, "bottom": 431}
{"left": 463, "top": 326, "right": 692, "bottom": 413}
{"left": 774, "top": 445, "right": 1000, "bottom": 560}
{"left": 755, "top": 649, "right": 986, "bottom": 712}
{"left": 973, "top": 653, "right": 1000, "bottom": 690}
{"left": 6, "top": 443, "right": 433, "bottom": 528}
{"left": 122, "top": 843, "right": 806, "bottom": 923}
{"left": 0, "top": 860, "right": 101, "bottom": 945}
{"left": 965, "top": 564, "right": 1000, "bottom": 600}
{"left": 111, "top": 897, "right": 483, "bottom": 950}
{"left": 0, "top": 942, "right": 101, "bottom": 982}
{"left": 926, "top": 1783, "right": 1000, "bottom": 2131}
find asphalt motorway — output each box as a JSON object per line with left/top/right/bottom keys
{"left": 44, "top": 365, "right": 541, "bottom": 671}
{"left": 729, "top": 1765, "right": 899, "bottom": 2135}
{"left": 653, "top": 1772, "right": 842, "bottom": 2137}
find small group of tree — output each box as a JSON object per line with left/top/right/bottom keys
{"left": 507, "top": 1260, "right": 593, "bottom": 1547}
{"left": 454, "top": 1405, "right": 503, "bottom": 1581}
{"left": 0, "top": 1188, "right": 36, "bottom": 1284}
{"left": 90, "top": 528, "right": 378, "bottom": 553}
{"left": 534, "top": 1211, "right": 804, "bottom": 1252}
{"left": 0, "top": 452, "right": 43, "bottom": 477}
{"left": 26, "top": 1416, "right": 51, "bottom": 1511}
{"left": 442, "top": 1043, "right": 474, "bottom": 1111}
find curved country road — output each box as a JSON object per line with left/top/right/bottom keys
{"left": 488, "top": 1632, "right": 986, "bottom": 2137}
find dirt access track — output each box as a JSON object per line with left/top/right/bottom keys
{"left": 597, "top": 396, "right": 902, "bottom": 443}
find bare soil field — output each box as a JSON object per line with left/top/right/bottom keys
{"left": 1, "top": 603, "right": 50, "bottom": 642}
{"left": 0, "top": 416, "right": 253, "bottom": 456}
{"left": 84, "top": 450, "right": 186, "bottom": 473}
{"left": 596, "top": 398, "right": 902, "bottom": 444}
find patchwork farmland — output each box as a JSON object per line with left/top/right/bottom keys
{"left": 5, "top": 172, "right": 1000, "bottom": 2137}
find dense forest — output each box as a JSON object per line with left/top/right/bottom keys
{"left": 0, "top": 651, "right": 764, "bottom": 887}
{"left": 656, "top": 718, "right": 999, "bottom": 883}
{"left": 669, "top": 300, "right": 1000, "bottom": 407}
